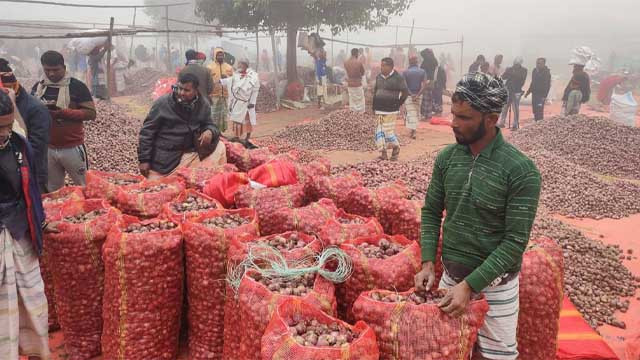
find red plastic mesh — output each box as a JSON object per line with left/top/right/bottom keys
{"left": 317, "top": 210, "right": 384, "bottom": 246}
{"left": 202, "top": 172, "right": 250, "bottom": 208}
{"left": 228, "top": 231, "right": 321, "bottom": 264}
{"left": 262, "top": 198, "right": 338, "bottom": 236}
{"left": 260, "top": 298, "right": 380, "bottom": 360}
{"left": 343, "top": 182, "right": 408, "bottom": 232}
{"left": 161, "top": 189, "right": 224, "bottom": 223}
{"left": 40, "top": 240, "right": 58, "bottom": 331}
{"left": 248, "top": 159, "right": 299, "bottom": 188}
{"left": 517, "top": 237, "right": 564, "bottom": 360}
{"left": 114, "top": 177, "right": 185, "bottom": 218}
{"left": 182, "top": 209, "right": 260, "bottom": 359}
{"left": 337, "top": 234, "right": 421, "bottom": 322}
{"left": 47, "top": 199, "right": 120, "bottom": 359}
{"left": 352, "top": 289, "right": 489, "bottom": 360}
{"left": 224, "top": 140, "right": 275, "bottom": 172}
{"left": 174, "top": 164, "right": 239, "bottom": 190}
{"left": 42, "top": 186, "right": 85, "bottom": 219}
{"left": 222, "top": 271, "right": 337, "bottom": 360}
{"left": 102, "top": 216, "right": 184, "bottom": 360}
{"left": 84, "top": 170, "right": 143, "bottom": 202}
{"left": 304, "top": 173, "right": 363, "bottom": 209}
{"left": 234, "top": 183, "right": 306, "bottom": 229}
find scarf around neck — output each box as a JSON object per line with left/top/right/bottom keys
{"left": 35, "top": 72, "right": 72, "bottom": 109}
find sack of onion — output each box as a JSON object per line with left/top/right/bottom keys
{"left": 352, "top": 289, "right": 489, "bottom": 360}
{"left": 162, "top": 189, "right": 224, "bottom": 222}
{"left": 235, "top": 183, "right": 306, "bottom": 229}
{"left": 343, "top": 182, "right": 408, "bottom": 232}
{"left": 261, "top": 298, "right": 379, "bottom": 360}
{"left": 263, "top": 198, "right": 338, "bottom": 236}
{"left": 317, "top": 210, "right": 384, "bottom": 246}
{"left": 42, "top": 185, "right": 85, "bottom": 218}
{"left": 113, "top": 177, "right": 185, "bottom": 218}
{"left": 228, "top": 231, "right": 321, "bottom": 264}
{"left": 304, "top": 173, "right": 363, "bottom": 209}
{"left": 174, "top": 163, "right": 239, "bottom": 190}
{"left": 84, "top": 170, "right": 143, "bottom": 202}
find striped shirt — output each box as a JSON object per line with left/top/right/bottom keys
{"left": 421, "top": 129, "right": 541, "bottom": 292}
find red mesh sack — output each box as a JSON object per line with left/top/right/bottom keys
{"left": 222, "top": 271, "right": 337, "bottom": 360}
{"left": 47, "top": 199, "right": 120, "bottom": 359}
{"left": 202, "top": 172, "right": 250, "bottom": 208}
{"left": 114, "top": 177, "right": 185, "bottom": 218}
{"left": 337, "top": 234, "right": 421, "bottom": 321}
{"left": 294, "top": 158, "right": 331, "bottom": 186}
{"left": 518, "top": 236, "right": 564, "bottom": 360}
{"left": 102, "top": 216, "right": 184, "bottom": 360}
{"left": 225, "top": 140, "right": 275, "bottom": 172}
{"left": 317, "top": 210, "right": 384, "bottom": 246}
{"left": 174, "top": 164, "right": 239, "bottom": 190}
{"left": 263, "top": 198, "right": 339, "bottom": 236}
{"left": 286, "top": 80, "right": 304, "bottom": 101}
{"left": 261, "top": 298, "right": 379, "bottom": 360}
{"left": 343, "top": 182, "right": 408, "bottom": 232}
{"left": 384, "top": 199, "right": 421, "bottom": 241}
{"left": 235, "top": 183, "right": 306, "bottom": 228}
{"left": 182, "top": 209, "right": 259, "bottom": 359}
{"left": 304, "top": 173, "right": 363, "bottom": 208}
{"left": 228, "top": 231, "right": 322, "bottom": 263}
{"left": 40, "top": 241, "right": 59, "bottom": 331}
{"left": 248, "top": 159, "right": 299, "bottom": 188}
{"left": 84, "top": 170, "right": 143, "bottom": 201}
{"left": 353, "top": 289, "right": 489, "bottom": 360}
{"left": 42, "top": 186, "right": 85, "bottom": 219}
{"left": 162, "top": 189, "right": 224, "bottom": 222}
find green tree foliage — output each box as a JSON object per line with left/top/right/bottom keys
{"left": 196, "top": 0, "right": 414, "bottom": 82}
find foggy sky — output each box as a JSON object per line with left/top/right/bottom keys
{"left": 4, "top": 0, "right": 640, "bottom": 70}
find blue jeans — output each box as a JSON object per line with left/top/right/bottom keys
{"left": 499, "top": 92, "right": 522, "bottom": 129}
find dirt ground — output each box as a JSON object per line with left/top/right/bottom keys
{"left": 39, "top": 95, "right": 639, "bottom": 360}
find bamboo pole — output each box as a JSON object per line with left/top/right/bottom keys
{"left": 105, "top": 17, "right": 114, "bottom": 100}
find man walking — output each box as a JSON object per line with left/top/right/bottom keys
{"left": 403, "top": 55, "right": 427, "bottom": 139}
{"left": 32, "top": 50, "right": 96, "bottom": 192}
{"left": 415, "top": 72, "right": 541, "bottom": 360}
{"left": 138, "top": 73, "right": 224, "bottom": 179}
{"left": 0, "top": 89, "right": 50, "bottom": 360}
{"left": 179, "top": 49, "right": 214, "bottom": 104}
{"left": 372, "top": 58, "right": 409, "bottom": 161}
{"left": 498, "top": 57, "right": 527, "bottom": 130}
{"left": 208, "top": 47, "right": 233, "bottom": 133}
{"left": 0, "top": 59, "right": 50, "bottom": 192}
{"left": 562, "top": 64, "right": 591, "bottom": 115}
{"left": 344, "top": 48, "right": 366, "bottom": 113}
{"left": 525, "top": 58, "right": 551, "bottom": 121}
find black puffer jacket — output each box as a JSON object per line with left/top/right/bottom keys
{"left": 138, "top": 93, "right": 219, "bottom": 175}
{"left": 372, "top": 71, "right": 409, "bottom": 113}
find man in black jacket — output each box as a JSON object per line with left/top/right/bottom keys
{"left": 372, "top": 57, "right": 409, "bottom": 161}
{"left": 138, "top": 73, "right": 224, "bottom": 179}
{"left": 178, "top": 50, "right": 214, "bottom": 104}
{"left": 498, "top": 57, "right": 527, "bottom": 130}
{"left": 525, "top": 58, "right": 552, "bottom": 121}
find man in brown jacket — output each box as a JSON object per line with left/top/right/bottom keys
{"left": 344, "top": 48, "right": 366, "bottom": 113}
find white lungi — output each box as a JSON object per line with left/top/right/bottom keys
{"left": 347, "top": 86, "right": 365, "bottom": 113}
{"left": 404, "top": 95, "right": 422, "bottom": 130}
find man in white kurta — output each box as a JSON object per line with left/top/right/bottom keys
{"left": 220, "top": 60, "right": 260, "bottom": 141}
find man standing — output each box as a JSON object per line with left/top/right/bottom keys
{"left": 420, "top": 48, "right": 438, "bottom": 121}
{"left": 138, "top": 73, "right": 224, "bottom": 179}
{"left": 432, "top": 61, "right": 447, "bottom": 117}
{"left": 0, "top": 89, "right": 50, "bottom": 360}
{"left": 179, "top": 49, "right": 214, "bottom": 104}
{"left": 312, "top": 49, "right": 328, "bottom": 109}
{"left": 0, "top": 59, "right": 50, "bottom": 192}
{"left": 415, "top": 72, "right": 541, "bottom": 360}
{"left": 208, "top": 47, "right": 233, "bottom": 133}
{"left": 372, "top": 57, "right": 409, "bottom": 161}
{"left": 344, "top": 48, "right": 366, "bottom": 113}
{"left": 525, "top": 58, "right": 552, "bottom": 121}
{"left": 220, "top": 59, "right": 260, "bottom": 142}
{"left": 32, "top": 50, "right": 96, "bottom": 192}
{"left": 489, "top": 54, "right": 504, "bottom": 77}
{"left": 403, "top": 55, "right": 427, "bottom": 139}
{"left": 498, "top": 57, "right": 527, "bottom": 130}
{"left": 468, "top": 55, "right": 486, "bottom": 73}
{"left": 562, "top": 64, "right": 591, "bottom": 115}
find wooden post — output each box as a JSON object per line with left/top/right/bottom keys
{"left": 105, "top": 17, "right": 114, "bottom": 100}
{"left": 331, "top": 31, "right": 334, "bottom": 67}
{"left": 255, "top": 28, "right": 260, "bottom": 71}
{"left": 409, "top": 19, "right": 415, "bottom": 47}
{"left": 460, "top": 35, "right": 464, "bottom": 78}
{"left": 270, "top": 28, "right": 280, "bottom": 108}
{"left": 129, "top": 7, "right": 136, "bottom": 59}
{"left": 165, "top": 5, "right": 171, "bottom": 71}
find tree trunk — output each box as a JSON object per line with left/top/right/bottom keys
{"left": 286, "top": 23, "right": 299, "bottom": 84}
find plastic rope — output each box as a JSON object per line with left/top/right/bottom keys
{"left": 226, "top": 243, "right": 352, "bottom": 294}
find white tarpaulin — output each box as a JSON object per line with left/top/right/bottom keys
{"left": 610, "top": 92, "right": 638, "bottom": 127}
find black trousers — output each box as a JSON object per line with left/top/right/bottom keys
{"left": 532, "top": 94, "right": 546, "bottom": 121}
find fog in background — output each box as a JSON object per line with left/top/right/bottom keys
{"left": 3, "top": 0, "right": 640, "bottom": 76}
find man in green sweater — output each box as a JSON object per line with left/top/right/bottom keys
{"left": 415, "top": 72, "right": 541, "bottom": 360}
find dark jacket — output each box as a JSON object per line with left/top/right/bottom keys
{"left": 178, "top": 64, "right": 214, "bottom": 103}
{"left": 562, "top": 71, "right": 591, "bottom": 103}
{"left": 4, "top": 133, "right": 46, "bottom": 255}
{"left": 527, "top": 66, "right": 551, "bottom": 98}
{"left": 434, "top": 65, "right": 447, "bottom": 91}
{"left": 420, "top": 49, "right": 438, "bottom": 80}
{"left": 502, "top": 65, "right": 528, "bottom": 94}
{"left": 372, "top": 71, "right": 409, "bottom": 113}
{"left": 138, "top": 93, "right": 219, "bottom": 175}
{"left": 15, "top": 86, "right": 51, "bottom": 191}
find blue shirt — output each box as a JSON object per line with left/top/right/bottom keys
{"left": 315, "top": 58, "right": 327, "bottom": 79}
{"left": 403, "top": 65, "right": 426, "bottom": 95}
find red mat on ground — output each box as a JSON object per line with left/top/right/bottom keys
{"left": 557, "top": 296, "right": 619, "bottom": 360}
